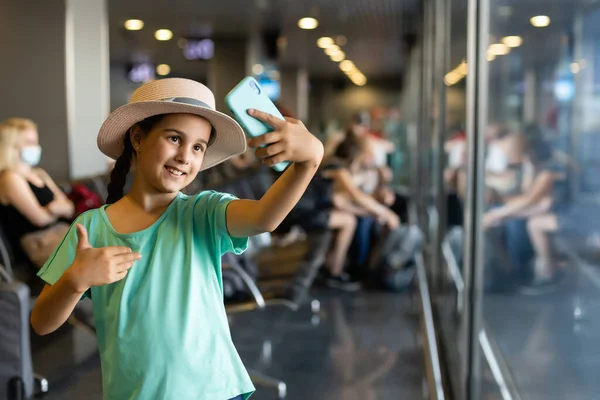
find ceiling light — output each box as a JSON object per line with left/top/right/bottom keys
{"left": 330, "top": 52, "right": 345, "bottom": 62}
{"left": 317, "top": 37, "right": 334, "bottom": 48}
{"left": 351, "top": 75, "right": 366, "bottom": 84}
{"left": 445, "top": 75, "right": 458, "bottom": 86}
{"left": 445, "top": 71, "right": 463, "bottom": 86}
{"left": 155, "top": 29, "right": 173, "bottom": 41}
{"left": 352, "top": 75, "right": 367, "bottom": 86}
{"left": 124, "top": 19, "right": 144, "bottom": 31}
{"left": 571, "top": 62, "right": 581, "bottom": 74}
{"left": 489, "top": 43, "right": 510, "bottom": 56}
{"left": 340, "top": 60, "right": 355, "bottom": 72}
{"left": 446, "top": 72, "right": 461, "bottom": 81}
{"left": 298, "top": 17, "right": 318, "bottom": 30}
{"left": 530, "top": 15, "right": 550, "bottom": 27}
{"left": 156, "top": 64, "right": 171, "bottom": 76}
{"left": 444, "top": 75, "right": 459, "bottom": 86}
{"left": 325, "top": 45, "right": 340, "bottom": 56}
{"left": 487, "top": 52, "right": 496, "bottom": 61}
{"left": 502, "top": 36, "right": 522, "bottom": 48}
{"left": 336, "top": 35, "right": 347, "bottom": 46}
{"left": 252, "top": 64, "right": 265, "bottom": 75}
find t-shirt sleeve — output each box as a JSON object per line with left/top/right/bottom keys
{"left": 201, "top": 191, "right": 249, "bottom": 256}
{"left": 37, "top": 223, "right": 77, "bottom": 285}
{"left": 37, "top": 218, "right": 91, "bottom": 299}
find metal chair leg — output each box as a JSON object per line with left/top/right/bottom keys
{"left": 310, "top": 298, "right": 320, "bottom": 314}
{"left": 249, "top": 369, "right": 287, "bottom": 399}
{"left": 34, "top": 373, "right": 49, "bottom": 395}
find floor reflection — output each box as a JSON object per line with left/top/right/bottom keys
{"left": 484, "top": 265, "right": 600, "bottom": 400}
{"left": 32, "top": 290, "right": 424, "bottom": 400}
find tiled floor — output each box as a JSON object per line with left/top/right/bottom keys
{"left": 31, "top": 290, "right": 424, "bottom": 400}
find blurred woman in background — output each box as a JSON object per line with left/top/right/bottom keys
{"left": 0, "top": 118, "right": 74, "bottom": 267}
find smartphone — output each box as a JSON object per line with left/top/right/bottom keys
{"left": 225, "top": 76, "right": 290, "bottom": 172}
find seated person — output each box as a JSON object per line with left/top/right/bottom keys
{"left": 322, "top": 132, "right": 400, "bottom": 230}
{"left": 483, "top": 136, "right": 566, "bottom": 289}
{"left": 281, "top": 132, "right": 400, "bottom": 291}
{"left": 0, "top": 118, "right": 75, "bottom": 267}
{"left": 484, "top": 122, "right": 526, "bottom": 200}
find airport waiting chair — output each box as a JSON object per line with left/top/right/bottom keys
{"left": 0, "top": 264, "right": 49, "bottom": 400}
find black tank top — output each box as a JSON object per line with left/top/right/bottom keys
{"left": 0, "top": 181, "right": 55, "bottom": 247}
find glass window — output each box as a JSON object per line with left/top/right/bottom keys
{"left": 475, "top": 0, "right": 600, "bottom": 398}
{"left": 434, "top": 0, "right": 470, "bottom": 397}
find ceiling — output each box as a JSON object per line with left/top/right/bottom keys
{"left": 108, "top": 0, "right": 420, "bottom": 81}
{"left": 447, "top": 0, "right": 590, "bottom": 68}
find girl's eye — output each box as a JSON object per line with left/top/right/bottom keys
{"left": 194, "top": 145, "right": 204, "bottom": 152}
{"left": 169, "top": 136, "right": 180, "bottom": 144}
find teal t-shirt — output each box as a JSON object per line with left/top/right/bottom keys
{"left": 37, "top": 191, "right": 255, "bottom": 400}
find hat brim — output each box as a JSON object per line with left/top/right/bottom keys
{"left": 97, "top": 101, "right": 247, "bottom": 171}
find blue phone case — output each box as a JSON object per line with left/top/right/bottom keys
{"left": 225, "top": 77, "right": 290, "bottom": 172}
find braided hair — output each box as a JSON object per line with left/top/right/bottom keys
{"left": 106, "top": 115, "right": 165, "bottom": 204}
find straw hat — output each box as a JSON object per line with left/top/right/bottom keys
{"left": 97, "top": 78, "right": 246, "bottom": 170}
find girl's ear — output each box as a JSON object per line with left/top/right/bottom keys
{"left": 130, "top": 125, "right": 143, "bottom": 151}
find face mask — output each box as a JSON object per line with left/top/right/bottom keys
{"left": 21, "top": 145, "right": 42, "bottom": 166}
{"left": 486, "top": 144, "right": 508, "bottom": 172}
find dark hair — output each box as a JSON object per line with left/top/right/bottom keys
{"left": 106, "top": 114, "right": 165, "bottom": 204}
{"left": 523, "top": 123, "right": 543, "bottom": 141}
{"left": 334, "top": 131, "right": 364, "bottom": 166}
{"left": 524, "top": 136, "right": 553, "bottom": 166}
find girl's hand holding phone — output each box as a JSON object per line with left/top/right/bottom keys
{"left": 246, "top": 108, "right": 324, "bottom": 168}
{"left": 65, "top": 224, "right": 142, "bottom": 293}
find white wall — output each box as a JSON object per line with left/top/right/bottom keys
{"left": 65, "top": 0, "right": 111, "bottom": 179}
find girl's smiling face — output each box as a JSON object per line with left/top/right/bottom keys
{"left": 132, "top": 113, "right": 212, "bottom": 194}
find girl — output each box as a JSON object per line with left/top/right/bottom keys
{"left": 0, "top": 118, "right": 75, "bottom": 267}
{"left": 30, "top": 78, "right": 324, "bottom": 400}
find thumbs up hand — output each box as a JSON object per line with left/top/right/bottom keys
{"left": 65, "top": 224, "right": 142, "bottom": 294}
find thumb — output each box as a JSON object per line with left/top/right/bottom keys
{"left": 76, "top": 224, "right": 91, "bottom": 250}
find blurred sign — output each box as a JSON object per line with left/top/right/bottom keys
{"left": 183, "top": 39, "right": 215, "bottom": 60}
{"left": 128, "top": 63, "right": 154, "bottom": 83}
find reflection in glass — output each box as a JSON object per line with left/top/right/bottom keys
{"left": 477, "top": 0, "right": 600, "bottom": 398}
